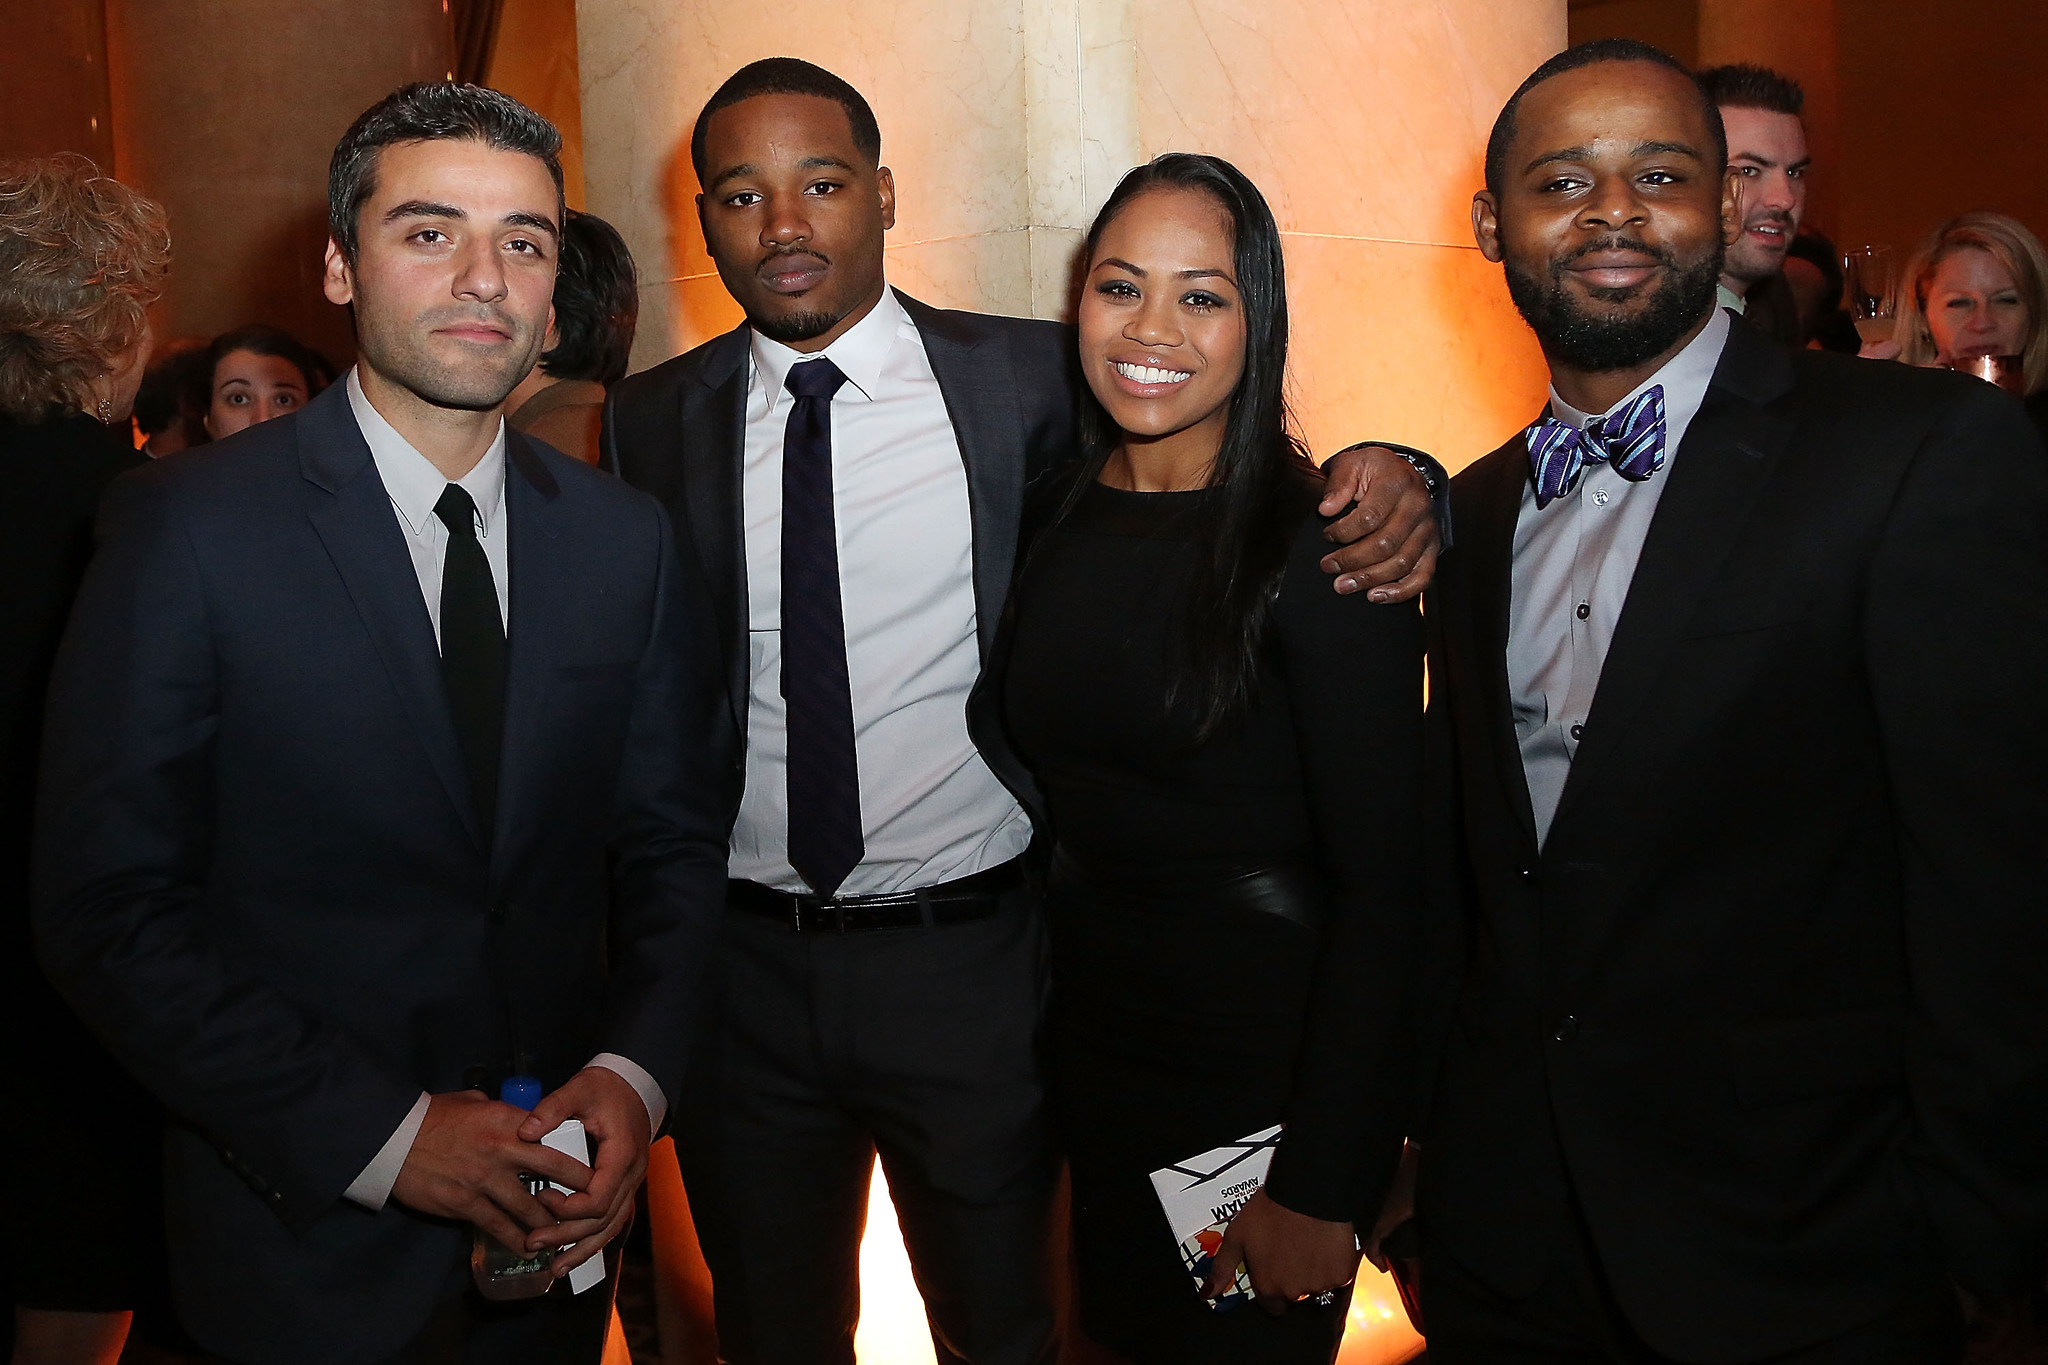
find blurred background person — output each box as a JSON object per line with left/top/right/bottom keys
{"left": 0, "top": 153, "right": 169, "bottom": 1365}
{"left": 1782, "top": 230, "right": 1862, "bottom": 354}
{"left": 199, "top": 322, "right": 325, "bottom": 441}
{"left": 1700, "top": 63, "right": 1810, "bottom": 346}
{"left": 132, "top": 336, "right": 209, "bottom": 458}
{"left": 1892, "top": 211, "right": 2048, "bottom": 432}
{"left": 505, "top": 207, "right": 638, "bottom": 464}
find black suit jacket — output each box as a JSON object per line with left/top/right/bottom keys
{"left": 1421, "top": 323, "right": 2048, "bottom": 1359}
{"left": 601, "top": 289, "right": 1080, "bottom": 815}
{"left": 3, "top": 414, "right": 139, "bottom": 1024}
{"left": 33, "top": 383, "right": 731, "bottom": 1363}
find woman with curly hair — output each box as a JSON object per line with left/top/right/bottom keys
{"left": 0, "top": 153, "right": 169, "bottom": 1365}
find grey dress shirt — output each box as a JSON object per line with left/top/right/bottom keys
{"left": 1508, "top": 308, "right": 1733, "bottom": 846}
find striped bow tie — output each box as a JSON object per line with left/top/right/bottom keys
{"left": 1525, "top": 384, "right": 1667, "bottom": 509}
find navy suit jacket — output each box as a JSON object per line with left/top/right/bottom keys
{"left": 33, "top": 381, "right": 732, "bottom": 1363}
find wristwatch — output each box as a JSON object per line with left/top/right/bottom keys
{"left": 1336, "top": 441, "right": 1454, "bottom": 551}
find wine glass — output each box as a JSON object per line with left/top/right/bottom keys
{"left": 1843, "top": 246, "right": 1897, "bottom": 345}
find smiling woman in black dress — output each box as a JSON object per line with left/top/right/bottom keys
{"left": 985, "top": 154, "right": 1425, "bottom": 1363}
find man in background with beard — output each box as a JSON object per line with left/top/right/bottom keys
{"left": 1409, "top": 39, "right": 2048, "bottom": 1363}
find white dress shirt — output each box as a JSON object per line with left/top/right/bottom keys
{"left": 730, "top": 286, "right": 1034, "bottom": 895}
{"left": 1508, "top": 308, "right": 1733, "bottom": 847}
{"left": 339, "top": 371, "right": 665, "bottom": 1210}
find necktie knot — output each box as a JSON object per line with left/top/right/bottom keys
{"left": 434, "top": 483, "right": 482, "bottom": 539}
{"left": 786, "top": 357, "right": 849, "bottom": 402}
{"left": 1525, "top": 383, "right": 1667, "bottom": 509}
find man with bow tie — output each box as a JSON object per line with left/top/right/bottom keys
{"left": 1403, "top": 38, "right": 2048, "bottom": 1363}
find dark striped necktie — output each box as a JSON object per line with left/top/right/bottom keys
{"left": 780, "top": 358, "right": 864, "bottom": 897}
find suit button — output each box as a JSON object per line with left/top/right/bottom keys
{"left": 1518, "top": 867, "right": 1534, "bottom": 881}
{"left": 1552, "top": 1015, "right": 1579, "bottom": 1042}
{"left": 489, "top": 900, "right": 509, "bottom": 922}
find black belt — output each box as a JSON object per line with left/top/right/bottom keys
{"left": 728, "top": 857, "right": 1026, "bottom": 933}
{"left": 1047, "top": 847, "right": 1328, "bottom": 933}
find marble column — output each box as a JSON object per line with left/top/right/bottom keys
{"left": 578, "top": 0, "right": 1562, "bottom": 469}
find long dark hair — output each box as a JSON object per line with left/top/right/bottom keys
{"left": 1066, "top": 153, "right": 1312, "bottom": 738}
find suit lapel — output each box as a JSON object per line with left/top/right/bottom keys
{"left": 298, "top": 387, "right": 482, "bottom": 850}
{"left": 1459, "top": 440, "right": 1543, "bottom": 855}
{"left": 899, "top": 290, "right": 1026, "bottom": 662}
{"left": 493, "top": 432, "right": 563, "bottom": 874}
{"left": 681, "top": 329, "right": 751, "bottom": 732}
{"left": 1549, "top": 327, "right": 1797, "bottom": 838}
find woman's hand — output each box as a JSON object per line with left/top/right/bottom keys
{"left": 1200, "top": 1189, "right": 1360, "bottom": 1315}
{"left": 1858, "top": 337, "right": 1902, "bottom": 361}
{"left": 1363, "top": 1139, "right": 1419, "bottom": 1271}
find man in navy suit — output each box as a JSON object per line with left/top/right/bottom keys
{"left": 34, "top": 84, "right": 730, "bottom": 1364}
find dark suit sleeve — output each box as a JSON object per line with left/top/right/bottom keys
{"left": 1259, "top": 516, "right": 1427, "bottom": 1225}
{"left": 594, "top": 498, "right": 734, "bottom": 1116}
{"left": 1864, "top": 383, "right": 2048, "bottom": 1296}
{"left": 32, "top": 472, "right": 422, "bottom": 1228}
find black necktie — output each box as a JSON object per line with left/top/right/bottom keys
{"left": 434, "top": 483, "right": 506, "bottom": 838}
{"left": 781, "top": 358, "right": 864, "bottom": 897}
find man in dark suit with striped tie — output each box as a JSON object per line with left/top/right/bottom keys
{"left": 602, "top": 57, "right": 1448, "bottom": 1365}
{"left": 35, "top": 84, "right": 730, "bottom": 1365}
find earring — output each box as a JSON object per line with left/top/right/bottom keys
{"left": 96, "top": 397, "right": 115, "bottom": 425}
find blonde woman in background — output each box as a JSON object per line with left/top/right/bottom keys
{"left": 0, "top": 154, "right": 169, "bottom": 1365}
{"left": 1890, "top": 211, "right": 2048, "bottom": 434}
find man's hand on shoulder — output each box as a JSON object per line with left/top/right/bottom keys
{"left": 1317, "top": 443, "right": 1442, "bottom": 602}
{"left": 516, "top": 1066, "right": 652, "bottom": 1276}
{"left": 389, "top": 1090, "right": 592, "bottom": 1254}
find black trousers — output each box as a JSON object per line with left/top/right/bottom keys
{"left": 1421, "top": 1219, "right": 1964, "bottom": 1365}
{"left": 200, "top": 1244, "right": 621, "bottom": 1365}
{"left": 674, "top": 889, "right": 1057, "bottom": 1365}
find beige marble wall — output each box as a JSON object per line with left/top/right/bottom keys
{"left": 578, "top": 0, "right": 1563, "bottom": 469}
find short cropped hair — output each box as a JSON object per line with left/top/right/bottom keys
{"left": 329, "top": 82, "right": 563, "bottom": 262}
{"left": 690, "top": 57, "right": 881, "bottom": 185}
{"left": 0, "top": 154, "right": 170, "bottom": 421}
{"left": 1485, "top": 39, "right": 1725, "bottom": 202}
{"left": 1698, "top": 64, "right": 1806, "bottom": 117}
{"left": 540, "top": 209, "right": 639, "bottom": 387}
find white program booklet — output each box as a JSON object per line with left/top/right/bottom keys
{"left": 540, "top": 1119, "right": 607, "bottom": 1295}
{"left": 1148, "top": 1124, "right": 1283, "bottom": 1308}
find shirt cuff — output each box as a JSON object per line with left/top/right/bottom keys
{"left": 589, "top": 1053, "right": 667, "bottom": 1135}
{"left": 343, "top": 1091, "right": 431, "bottom": 1212}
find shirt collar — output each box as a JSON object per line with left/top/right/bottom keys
{"left": 1547, "top": 306, "right": 1732, "bottom": 432}
{"left": 346, "top": 368, "right": 507, "bottom": 537}
{"left": 749, "top": 284, "right": 907, "bottom": 417}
